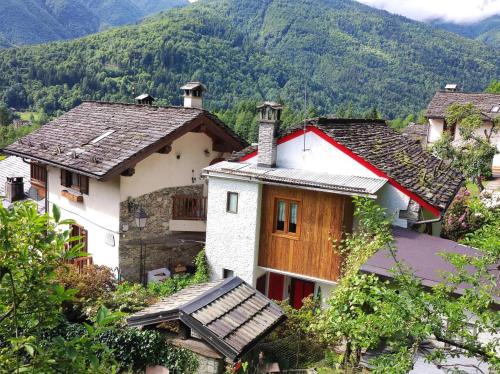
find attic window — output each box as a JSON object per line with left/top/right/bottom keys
{"left": 90, "top": 130, "right": 115, "bottom": 144}
{"left": 491, "top": 106, "right": 500, "bottom": 113}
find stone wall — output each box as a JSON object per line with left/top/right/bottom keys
{"left": 119, "top": 184, "right": 205, "bottom": 282}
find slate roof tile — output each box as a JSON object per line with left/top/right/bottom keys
{"left": 425, "top": 91, "right": 500, "bottom": 119}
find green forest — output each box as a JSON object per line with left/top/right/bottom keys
{"left": 0, "top": 0, "right": 498, "bottom": 123}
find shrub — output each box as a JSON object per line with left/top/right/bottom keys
{"left": 55, "top": 264, "right": 117, "bottom": 322}
{"left": 442, "top": 188, "right": 491, "bottom": 241}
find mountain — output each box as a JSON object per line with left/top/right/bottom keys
{"left": 0, "top": 0, "right": 498, "bottom": 120}
{"left": 0, "top": 0, "right": 189, "bottom": 46}
{"left": 431, "top": 15, "right": 500, "bottom": 48}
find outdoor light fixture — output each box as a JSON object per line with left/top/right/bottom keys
{"left": 135, "top": 207, "right": 148, "bottom": 229}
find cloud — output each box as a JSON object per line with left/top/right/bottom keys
{"left": 356, "top": 0, "right": 500, "bottom": 23}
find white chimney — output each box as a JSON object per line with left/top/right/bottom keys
{"left": 445, "top": 84, "right": 458, "bottom": 92}
{"left": 181, "top": 82, "right": 206, "bottom": 109}
{"left": 257, "top": 102, "right": 283, "bottom": 168}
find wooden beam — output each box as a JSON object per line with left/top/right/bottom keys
{"left": 121, "top": 168, "right": 135, "bottom": 177}
{"left": 157, "top": 144, "right": 172, "bottom": 154}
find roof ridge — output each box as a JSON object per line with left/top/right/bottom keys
{"left": 82, "top": 100, "right": 204, "bottom": 111}
{"left": 436, "top": 91, "right": 499, "bottom": 95}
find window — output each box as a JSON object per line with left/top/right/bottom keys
{"left": 274, "top": 198, "right": 301, "bottom": 236}
{"left": 30, "top": 163, "right": 47, "bottom": 184}
{"left": 226, "top": 192, "right": 238, "bottom": 213}
{"left": 223, "top": 269, "right": 234, "bottom": 279}
{"left": 61, "top": 170, "right": 89, "bottom": 195}
{"left": 69, "top": 224, "right": 88, "bottom": 253}
{"left": 491, "top": 106, "right": 500, "bottom": 113}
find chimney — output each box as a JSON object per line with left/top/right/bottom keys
{"left": 257, "top": 102, "right": 283, "bottom": 168}
{"left": 135, "top": 94, "right": 155, "bottom": 105}
{"left": 444, "top": 84, "right": 458, "bottom": 92}
{"left": 181, "top": 82, "right": 206, "bottom": 109}
{"left": 5, "top": 176, "right": 25, "bottom": 203}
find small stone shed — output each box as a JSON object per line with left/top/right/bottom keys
{"left": 127, "top": 277, "right": 286, "bottom": 373}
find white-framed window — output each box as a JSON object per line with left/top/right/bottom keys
{"left": 226, "top": 192, "right": 238, "bottom": 213}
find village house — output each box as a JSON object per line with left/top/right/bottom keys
{"left": 425, "top": 85, "right": 500, "bottom": 176}
{"left": 2, "top": 83, "right": 247, "bottom": 281}
{"left": 202, "top": 102, "right": 464, "bottom": 308}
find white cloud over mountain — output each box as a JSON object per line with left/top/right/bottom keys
{"left": 356, "top": 0, "right": 500, "bottom": 23}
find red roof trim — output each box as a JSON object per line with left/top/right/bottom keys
{"left": 240, "top": 125, "right": 442, "bottom": 217}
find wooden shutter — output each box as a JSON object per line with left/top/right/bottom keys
{"left": 60, "top": 170, "right": 71, "bottom": 187}
{"left": 79, "top": 175, "right": 89, "bottom": 195}
{"left": 80, "top": 227, "right": 88, "bottom": 253}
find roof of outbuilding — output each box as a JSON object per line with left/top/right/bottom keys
{"left": 425, "top": 91, "right": 500, "bottom": 119}
{"left": 231, "top": 119, "right": 464, "bottom": 212}
{"left": 2, "top": 101, "right": 246, "bottom": 180}
{"left": 203, "top": 161, "right": 388, "bottom": 197}
{"left": 0, "top": 156, "right": 30, "bottom": 196}
{"left": 127, "top": 277, "right": 285, "bottom": 361}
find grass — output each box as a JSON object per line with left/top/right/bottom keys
{"left": 0, "top": 155, "right": 6, "bottom": 161}
{"left": 16, "top": 111, "right": 40, "bottom": 122}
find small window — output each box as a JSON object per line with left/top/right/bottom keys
{"left": 274, "top": 198, "right": 301, "bottom": 237}
{"left": 61, "top": 170, "right": 89, "bottom": 195}
{"left": 69, "top": 224, "right": 88, "bottom": 253}
{"left": 226, "top": 192, "right": 238, "bottom": 213}
{"left": 223, "top": 269, "right": 234, "bottom": 279}
{"left": 30, "top": 163, "right": 47, "bottom": 184}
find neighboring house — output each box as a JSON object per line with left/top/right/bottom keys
{"left": 202, "top": 102, "right": 464, "bottom": 308}
{"left": 401, "top": 122, "right": 429, "bottom": 148}
{"left": 425, "top": 86, "right": 500, "bottom": 175}
{"left": 2, "top": 83, "right": 247, "bottom": 281}
{"left": 0, "top": 155, "right": 45, "bottom": 211}
{"left": 127, "top": 276, "right": 285, "bottom": 373}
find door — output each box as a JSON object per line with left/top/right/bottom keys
{"left": 268, "top": 273, "right": 285, "bottom": 301}
{"left": 291, "top": 278, "right": 315, "bottom": 309}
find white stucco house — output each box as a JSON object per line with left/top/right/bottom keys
{"left": 2, "top": 83, "right": 247, "bottom": 281}
{"left": 202, "top": 102, "right": 464, "bottom": 308}
{"left": 425, "top": 86, "right": 500, "bottom": 176}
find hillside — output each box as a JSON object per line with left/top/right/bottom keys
{"left": 432, "top": 15, "right": 500, "bottom": 48}
{"left": 0, "top": 0, "right": 188, "bottom": 46}
{"left": 0, "top": 0, "right": 498, "bottom": 119}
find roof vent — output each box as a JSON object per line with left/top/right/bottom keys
{"left": 181, "top": 82, "right": 206, "bottom": 109}
{"left": 445, "top": 84, "right": 458, "bottom": 92}
{"left": 135, "top": 94, "right": 155, "bottom": 105}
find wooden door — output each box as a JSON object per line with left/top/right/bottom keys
{"left": 291, "top": 278, "right": 315, "bottom": 309}
{"left": 268, "top": 273, "right": 285, "bottom": 301}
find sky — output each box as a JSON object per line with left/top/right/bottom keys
{"left": 355, "top": 0, "right": 500, "bottom": 24}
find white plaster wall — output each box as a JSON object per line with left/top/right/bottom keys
{"left": 46, "top": 166, "right": 121, "bottom": 269}
{"left": 376, "top": 183, "right": 410, "bottom": 228}
{"left": 204, "top": 177, "right": 262, "bottom": 285}
{"left": 120, "top": 132, "right": 227, "bottom": 201}
{"left": 428, "top": 118, "right": 444, "bottom": 143}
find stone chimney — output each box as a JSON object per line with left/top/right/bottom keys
{"left": 444, "top": 84, "right": 458, "bottom": 92}
{"left": 5, "top": 176, "right": 25, "bottom": 203}
{"left": 181, "top": 82, "right": 206, "bottom": 109}
{"left": 257, "top": 102, "right": 283, "bottom": 168}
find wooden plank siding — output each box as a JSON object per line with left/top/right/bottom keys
{"left": 258, "top": 185, "right": 353, "bottom": 282}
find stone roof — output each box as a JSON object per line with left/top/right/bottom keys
{"left": 425, "top": 91, "right": 500, "bottom": 120}
{"left": 3, "top": 102, "right": 246, "bottom": 180}
{"left": 232, "top": 119, "right": 464, "bottom": 212}
{"left": 203, "top": 161, "right": 388, "bottom": 197}
{"left": 127, "top": 277, "right": 285, "bottom": 361}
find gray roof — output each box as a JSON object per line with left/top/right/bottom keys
{"left": 0, "top": 156, "right": 30, "bottom": 196}
{"left": 180, "top": 81, "right": 206, "bottom": 91}
{"left": 425, "top": 91, "right": 500, "bottom": 119}
{"left": 203, "top": 161, "right": 388, "bottom": 197}
{"left": 127, "top": 277, "right": 285, "bottom": 361}
{"left": 3, "top": 101, "right": 246, "bottom": 180}
{"left": 361, "top": 226, "right": 500, "bottom": 298}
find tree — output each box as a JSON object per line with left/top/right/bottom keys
{"left": 0, "top": 102, "right": 12, "bottom": 126}
{"left": 316, "top": 198, "right": 500, "bottom": 373}
{"left": 0, "top": 202, "right": 118, "bottom": 372}
{"left": 432, "top": 103, "right": 498, "bottom": 191}
{"left": 485, "top": 80, "right": 500, "bottom": 94}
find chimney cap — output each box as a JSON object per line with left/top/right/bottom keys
{"left": 444, "top": 84, "right": 458, "bottom": 92}
{"left": 257, "top": 101, "right": 283, "bottom": 110}
{"left": 181, "top": 82, "right": 206, "bottom": 91}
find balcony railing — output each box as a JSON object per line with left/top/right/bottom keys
{"left": 67, "top": 256, "right": 93, "bottom": 273}
{"left": 172, "top": 195, "right": 207, "bottom": 221}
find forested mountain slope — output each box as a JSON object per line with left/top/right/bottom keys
{"left": 432, "top": 15, "right": 500, "bottom": 48}
{"left": 0, "top": 0, "right": 188, "bottom": 46}
{"left": 0, "top": 0, "right": 498, "bottom": 118}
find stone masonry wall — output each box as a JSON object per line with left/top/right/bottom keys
{"left": 119, "top": 184, "right": 205, "bottom": 282}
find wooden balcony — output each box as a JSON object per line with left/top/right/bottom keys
{"left": 172, "top": 195, "right": 207, "bottom": 221}
{"left": 67, "top": 256, "right": 93, "bottom": 273}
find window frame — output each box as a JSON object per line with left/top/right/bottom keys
{"left": 272, "top": 197, "right": 301, "bottom": 239}
{"left": 61, "top": 170, "right": 89, "bottom": 195}
{"left": 69, "top": 224, "right": 88, "bottom": 253}
{"left": 30, "top": 163, "right": 47, "bottom": 185}
{"left": 226, "top": 192, "right": 239, "bottom": 214}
